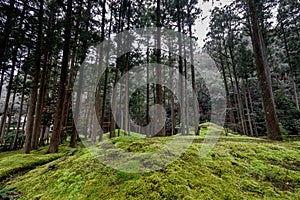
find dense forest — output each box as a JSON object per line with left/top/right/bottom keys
{"left": 0, "top": 0, "right": 299, "bottom": 152}
{"left": 0, "top": 0, "right": 300, "bottom": 199}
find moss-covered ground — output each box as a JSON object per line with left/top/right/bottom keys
{"left": 1, "top": 130, "right": 300, "bottom": 199}
{"left": 0, "top": 144, "right": 75, "bottom": 182}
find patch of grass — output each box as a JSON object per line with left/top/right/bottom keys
{"left": 2, "top": 135, "right": 300, "bottom": 199}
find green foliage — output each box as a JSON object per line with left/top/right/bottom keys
{"left": 275, "top": 89, "right": 300, "bottom": 135}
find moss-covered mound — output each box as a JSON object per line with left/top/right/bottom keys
{"left": 1, "top": 136, "right": 300, "bottom": 200}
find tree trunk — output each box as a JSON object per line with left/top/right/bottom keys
{"left": 31, "top": 3, "right": 54, "bottom": 149}
{"left": 0, "top": 65, "right": 15, "bottom": 142}
{"left": 71, "top": 0, "right": 91, "bottom": 147}
{"left": 146, "top": 47, "right": 151, "bottom": 137}
{"left": 154, "top": 0, "right": 165, "bottom": 137}
{"left": 5, "top": 71, "right": 18, "bottom": 138}
{"left": 0, "top": 69, "right": 4, "bottom": 99}
{"left": 228, "top": 42, "right": 248, "bottom": 136}
{"left": 246, "top": 78, "right": 258, "bottom": 136}
{"left": 60, "top": 43, "right": 76, "bottom": 143}
{"left": 188, "top": 16, "right": 199, "bottom": 136}
{"left": 176, "top": 0, "right": 184, "bottom": 135}
{"left": 168, "top": 53, "right": 175, "bottom": 136}
{"left": 242, "top": 78, "right": 254, "bottom": 136}
{"left": 31, "top": 60, "right": 48, "bottom": 149}
{"left": 47, "top": 0, "right": 73, "bottom": 153}
{"left": 183, "top": 36, "right": 190, "bottom": 135}
{"left": 12, "top": 72, "right": 27, "bottom": 150}
{"left": 247, "top": 0, "right": 282, "bottom": 140}
{"left": 23, "top": 0, "right": 44, "bottom": 153}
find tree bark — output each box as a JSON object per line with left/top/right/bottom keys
{"left": 247, "top": 0, "right": 282, "bottom": 140}
{"left": 31, "top": 8, "right": 53, "bottom": 149}
{"left": 23, "top": 0, "right": 44, "bottom": 153}
{"left": 12, "top": 72, "right": 27, "bottom": 150}
{"left": 154, "top": 0, "right": 165, "bottom": 137}
{"left": 5, "top": 71, "right": 18, "bottom": 138}
{"left": 47, "top": 0, "right": 73, "bottom": 153}
{"left": 0, "top": 64, "right": 15, "bottom": 142}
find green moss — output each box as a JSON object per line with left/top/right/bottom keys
{"left": 2, "top": 135, "right": 300, "bottom": 199}
{"left": 0, "top": 144, "right": 75, "bottom": 181}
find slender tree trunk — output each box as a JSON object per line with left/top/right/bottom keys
{"left": 71, "top": 0, "right": 91, "bottom": 147}
{"left": 188, "top": 18, "right": 200, "bottom": 135}
{"left": 92, "top": 114, "right": 97, "bottom": 144}
{"left": 31, "top": 3, "right": 54, "bottom": 149}
{"left": 154, "top": 0, "right": 165, "bottom": 137}
{"left": 246, "top": 79, "right": 258, "bottom": 137}
{"left": 12, "top": 72, "right": 27, "bottom": 150}
{"left": 60, "top": 10, "right": 82, "bottom": 144}
{"left": 242, "top": 78, "right": 254, "bottom": 136}
{"left": 246, "top": 78, "right": 258, "bottom": 136}
{"left": 31, "top": 61, "right": 48, "bottom": 149}
{"left": 168, "top": 52, "right": 175, "bottom": 136}
{"left": 146, "top": 47, "right": 150, "bottom": 137}
{"left": 219, "top": 60, "right": 236, "bottom": 130}
{"left": 110, "top": 65, "right": 118, "bottom": 139}
{"left": 183, "top": 36, "right": 189, "bottom": 135}
{"left": 126, "top": 1, "right": 132, "bottom": 136}
{"left": 60, "top": 44, "right": 76, "bottom": 143}
{"left": 248, "top": 0, "right": 282, "bottom": 140}
{"left": 0, "top": 65, "right": 15, "bottom": 142}
{"left": 228, "top": 43, "right": 248, "bottom": 135}
{"left": 124, "top": 53, "right": 130, "bottom": 136}
{"left": 5, "top": 71, "right": 18, "bottom": 137}
{"left": 47, "top": 0, "right": 73, "bottom": 153}
{"left": 39, "top": 125, "right": 47, "bottom": 147}
{"left": 22, "top": 105, "right": 28, "bottom": 135}
{"left": 109, "top": 2, "right": 121, "bottom": 139}
{"left": 227, "top": 66, "right": 240, "bottom": 132}
{"left": 217, "top": 40, "right": 236, "bottom": 130}
{"left": 94, "top": 0, "right": 106, "bottom": 140}
{"left": 176, "top": 0, "right": 184, "bottom": 135}
{"left": 23, "top": 0, "right": 44, "bottom": 153}
{"left": 0, "top": 69, "right": 4, "bottom": 99}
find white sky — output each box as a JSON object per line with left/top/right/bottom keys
{"left": 195, "top": 0, "right": 233, "bottom": 48}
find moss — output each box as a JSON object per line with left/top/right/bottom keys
{"left": 0, "top": 144, "right": 75, "bottom": 181}
{"left": 1, "top": 135, "right": 300, "bottom": 199}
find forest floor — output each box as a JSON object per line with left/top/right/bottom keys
{"left": 0, "top": 125, "right": 300, "bottom": 200}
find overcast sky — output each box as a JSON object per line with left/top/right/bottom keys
{"left": 195, "top": 0, "right": 233, "bottom": 48}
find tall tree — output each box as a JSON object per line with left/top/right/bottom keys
{"left": 23, "top": 0, "right": 44, "bottom": 153}
{"left": 247, "top": 0, "right": 282, "bottom": 140}
{"left": 155, "top": 0, "right": 165, "bottom": 137}
{"left": 47, "top": 0, "right": 73, "bottom": 153}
